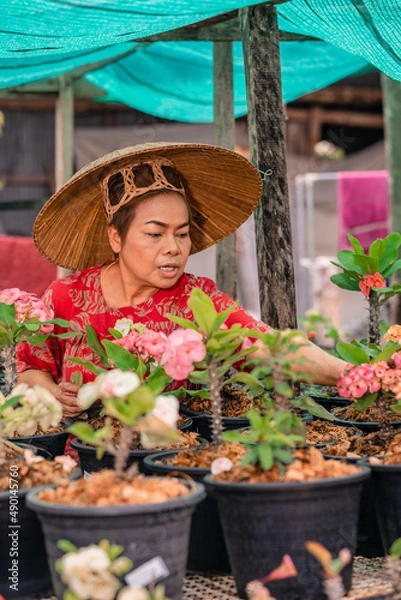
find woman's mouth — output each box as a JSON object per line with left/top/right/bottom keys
{"left": 158, "top": 265, "right": 180, "bottom": 277}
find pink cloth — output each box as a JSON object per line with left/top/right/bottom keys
{"left": 337, "top": 171, "right": 389, "bottom": 251}
{"left": 0, "top": 235, "right": 57, "bottom": 296}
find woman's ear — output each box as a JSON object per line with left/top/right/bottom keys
{"left": 107, "top": 226, "right": 122, "bottom": 254}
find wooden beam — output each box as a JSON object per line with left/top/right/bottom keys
{"left": 382, "top": 74, "right": 401, "bottom": 322}
{"left": 240, "top": 4, "right": 297, "bottom": 329}
{"left": 213, "top": 41, "right": 237, "bottom": 298}
{"left": 286, "top": 107, "right": 384, "bottom": 128}
{"left": 55, "top": 74, "right": 75, "bottom": 277}
{"left": 293, "top": 86, "right": 382, "bottom": 107}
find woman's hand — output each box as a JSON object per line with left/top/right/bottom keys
{"left": 55, "top": 381, "right": 82, "bottom": 418}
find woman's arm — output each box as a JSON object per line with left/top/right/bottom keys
{"left": 251, "top": 336, "right": 346, "bottom": 386}
{"left": 18, "top": 369, "right": 82, "bottom": 418}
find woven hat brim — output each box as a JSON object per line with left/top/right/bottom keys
{"left": 33, "top": 143, "right": 263, "bottom": 271}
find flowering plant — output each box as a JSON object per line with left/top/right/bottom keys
{"left": 0, "top": 382, "right": 63, "bottom": 464}
{"left": 330, "top": 233, "right": 401, "bottom": 344}
{"left": 336, "top": 324, "right": 401, "bottom": 437}
{"left": 56, "top": 539, "right": 171, "bottom": 600}
{"left": 0, "top": 287, "right": 77, "bottom": 394}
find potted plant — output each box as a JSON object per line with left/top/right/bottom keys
{"left": 66, "top": 320, "right": 205, "bottom": 473}
{"left": 0, "top": 383, "right": 77, "bottom": 598}
{"left": 26, "top": 363, "right": 205, "bottom": 600}
{"left": 197, "top": 323, "right": 371, "bottom": 600}
{"left": 0, "top": 287, "right": 78, "bottom": 456}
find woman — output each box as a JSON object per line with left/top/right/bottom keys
{"left": 17, "top": 142, "right": 345, "bottom": 417}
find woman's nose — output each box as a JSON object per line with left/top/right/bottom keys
{"left": 163, "top": 236, "right": 180, "bottom": 255}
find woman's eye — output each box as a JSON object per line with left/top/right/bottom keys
{"left": 148, "top": 233, "right": 161, "bottom": 238}
{"left": 177, "top": 232, "right": 189, "bottom": 239}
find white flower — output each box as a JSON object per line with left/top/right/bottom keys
{"left": 33, "top": 385, "right": 63, "bottom": 428}
{"left": 77, "top": 546, "right": 111, "bottom": 571}
{"left": 78, "top": 381, "right": 101, "bottom": 409}
{"left": 151, "top": 395, "right": 179, "bottom": 428}
{"left": 15, "top": 418, "right": 38, "bottom": 436}
{"left": 61, "top": 546, "right": 118, "bottom": 600}
{"left": 54, "top": 455, "right": 78, "bottom": 472}
{"left": 211, "top": 457, "right": 233, "bottom": 476}
{"left": 98, "top": 370, "right": 140, "bottom": 399}
{"left": 115, "top": 318, "right": 134, "bottom": 337}
{"left": 117, "top": 586, "right": 149, "bottom": 600}
{"left": 23, "top": 449, "right": 45, "bottom": 465}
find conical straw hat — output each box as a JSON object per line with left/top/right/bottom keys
{"left": 33, "top": 142, "right": 262, "bottom": 270}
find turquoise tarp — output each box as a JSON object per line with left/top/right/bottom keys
{"left": 0, "top": 1, "right": 399, "bottom": 122}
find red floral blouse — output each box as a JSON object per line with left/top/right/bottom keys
{"left": 17, "top": 264, "right": 269, "bottom": 385}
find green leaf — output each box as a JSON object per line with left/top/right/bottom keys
{"left": 70, "top": 371, "right": 83, "bottom": 386}
{"left": 336, "top": 250, "right": 362, "bottom": 272}
{"left": 85, "top": 325, "right": 109, "bottom": 367}
{"left": 102, "top": 340, "right": 139, "bottom": 371}
{"left": 48, "top": 317, "right": 75, "bottom": 328}
{"left": 389, "top": 537, "right": 401, "bottom": 559}
{"left": 67, "top": 423, "right": 98, "bottom": 443}
{"left": 21, "top": 334, "right": 49, "bottom": 346}
{"left": 0, "top": 302, "right": 16, "bottom": 326}
{"left": 68, "top": 357, "right": 106, "bottom": 376}
{"left": 353, "top": 392, "right": 377, "bottom": 411}
{"left": 258, "top": 444, "right": 273, "bottom": 470}
{"left": 273, "top": 448, "right": 294, "bottom": 465}
{"left": 212, "top": 303, "right": 238, "bottom": 332}
{"left": 330, "top": 273, "right": 360, "bottom": 291}
{"left": 275, "top": 381, "right": 292, "bottom": 397}
{"left": 57, "top": 539, "right": 78, "bottom": 553}
{"left": 23, "top": 321, "right": 41, "bottom": 332}
{"left": 348, "top": 233, "right": 365, "bottom": 254}
{"left": 108, "top": 327, "right": 123, "bottom": 339}
{"left": 165, "top": 314, "right": 199, "bottom": 331}
{"left": 336, "top": 342, "right": 370, "bottom": 365}
{"left": 0, "top": 395, "right": 23, "bottom": 411}
{"left": 353, "top": 254, "right": 379, "bottom": 274}
{"left": 56, "top": 331, "right": 82, "bottom": 339}
{"left": 187, "top": 288, "right": 217, "bottom": 336}
{"left": 382, "top": 259, "right": 401, "bottom": 278}
{"left": 373, "top": 342, "right": 400, "bottom": 363}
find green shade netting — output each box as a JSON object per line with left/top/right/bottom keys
{"left": 0, "top": 0, "right": 399, "bottom": 122}
{"left": 85, "top": 41, "right": 371, "bottom": 122}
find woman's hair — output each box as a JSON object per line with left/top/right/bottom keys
{"left": 106, "top": 162, "right": 192, "bottom": 244}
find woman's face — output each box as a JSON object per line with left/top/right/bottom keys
{"left": 107, "top": 192, "right": 191, "bottom": 291}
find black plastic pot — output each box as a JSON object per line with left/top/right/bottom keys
{"left": 322, "top": 453, "right": 384, "bottom": 558}
{"left": 204, "top": 466, "right": 371, "bottom": 600}
{"left": 144, "top": 449, "right": 231, "bottom": 575}
{"left": 310, "top": 396, "right": 351, "bottom": 412}
{"left": 180, "top": 404, "right": 249, "bottom": 441}
{"left": 71, "top": 433, "right": 208, "bottom": 475}
{"left": 26, "top": 479, "right": 205, "bottom": 600}
{"left": 0, "top": 485, "right": 52, "bottom": 599}
{"left": 364, "top": 461, "right": 401, "bottom": 554}
{"left": 6, "top": 430, "right": 69, "bottom": 458}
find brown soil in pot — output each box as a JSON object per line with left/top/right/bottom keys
{"left": 11, "top": 423, "right": 66, "bottom": 437}
{"left": 307, "top": 418, "right": 401, "bottom": 459}
{"left": 0, "top": 452, "right": 76, "bottom": 491}
{"left": 213, "top": 447, "right": 360, "bottom": 483}
{"left": 83, "top": 416, "right": 201, "bottom": 450}
{"left": 162, "top": 442, "right": 247, "bottom": 469}
{"left": 37, "top": 469, "right": 190, "bottom": 505}
{"left": 333, "top": 403, "right": 401, "bottom": 423}
{"left": 184, "top": 384, "right": 264, "bottom": 417}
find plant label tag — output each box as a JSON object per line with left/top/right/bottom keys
{"left": 125, "top": 556, "right": 169, "bottom": 587}
{"left": 83, "top": 471, "right": 91, "bottom": 479}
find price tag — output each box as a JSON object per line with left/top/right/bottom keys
{"left": 125, "top": 556, "right": 170, "bottom": 587}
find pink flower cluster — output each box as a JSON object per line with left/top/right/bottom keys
{"left": 0, "top": 287, "right": 54, "bottom": 333}
{"left": 160, "top": 329, "right": 206, "bottom": 381}
{"left": 338, "top": 351, "right": 401, "bottom": 401}
{"left": 113, "top": 325, "right": 207, "bottom": 381}
{"left": 114, "top": 329, "right": 168, "bottom": 363}
{"left": 358, "top": 272, "right": 386, "bottom": 298}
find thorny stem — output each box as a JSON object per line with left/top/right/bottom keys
{"left": 323, "top": 576, "right": 346, "bottom": 600}
{"left": 271, "top": 362, "right": 291, "bottom": 412}
{"left": 108, "top": 424, "right": 133, "bottom": 479}
{"left": 208, "top": 361, "right": 223, "bottom": 446}
{"left": 1, "top": 344, "right": 17, "bottom": 396}
{"left": 0, "top": 422, "right": 5, "bottom": 467}
{"left": 377, "top": 391, "right": 395, "bottom": 441}
{"left": 385, "top": 555, "right": 401, "bottom": 600}
{"left": 368, "top": 294, "right": 381, "bottom": 345}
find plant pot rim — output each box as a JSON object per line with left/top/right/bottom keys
{"left": 203, "top": 465, "right": 371, "bottom": 493}
{"left": 6, "top": 429, "right": 69, "bottom": 442}
{"left": 144, "top": 449, "right": 211, "bottom": 475}
{"left": 331, "top": 416, "right": 401, "bottom": 430}
{"left": 70, "top": 437, "right": 208, "bottom": 457}
{"left": 26, "top": 479, "right": 206, "bottom": 516}
{"left": 358, "top": 458, "right": 401, "bottom": 472}
{"left": 180, "top": 403, "right": 249, "bottom": 424}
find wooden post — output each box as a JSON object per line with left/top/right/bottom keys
{"left": 239, "top": 3, "right": 297, "bottom": 328}
{"left": 55, "top": 74, "right": 75, "bottom": 277}
{"left": 382, "top": 74, "right": 401, "bottom": 322}
{"left": 213, "top": 41, "right": 237, "bottom": 298}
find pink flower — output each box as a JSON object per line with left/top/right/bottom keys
{"left": 160, "top": 329, "right": 206, "bottom": 381}
{"left": 0, "top": 288, "right": 22, "bottom": 304}
{"left": 393, "top": 351, "right": 401, "bottom": 369}
{"left": 358, "top": 273, "right": 386, "bottom": 298}
{"left": 211, "top": 457, "right": 233, "bottom": 476}
{"left": 114, "top": 330, "right": 141, "bottom": 352}
{"left": 136, "top": 330, "right": 168, "bottom": 362}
